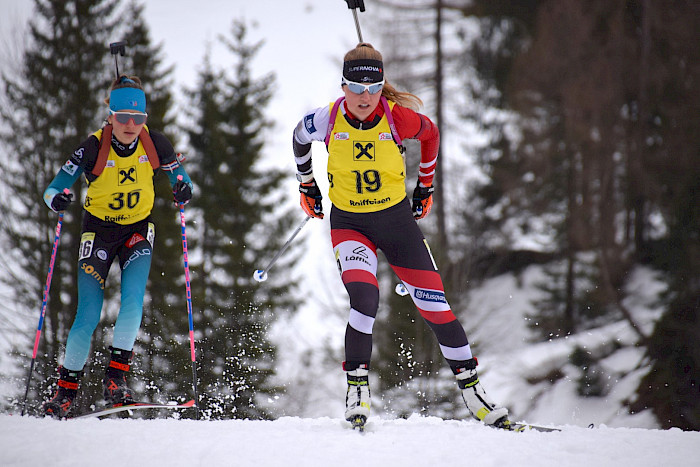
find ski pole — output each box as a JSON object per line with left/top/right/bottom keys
{"left": 109, "top": 41, "right": 126, "bottom": 79}
{"left": 344, "top": 0, "right": 366, "bottom": 42}
{"left": 21, "top": 193, "right": 68, "bottom": 416}
{"left": 253, "top": 216, "right": 311, "bottom": 282}
{"left": 177, "top": 176, "right": 199, "bottom": 420}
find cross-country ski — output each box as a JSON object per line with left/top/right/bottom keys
{"left": 74, "top": 399, "right": 196, "bottom": 419}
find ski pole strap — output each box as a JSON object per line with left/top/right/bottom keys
{"left": 325, "top": 97, "right": 345, "bottom": 147}
{"left": 380, "top": 96, "right": 403, "bottom": 147}
{"left": 138, "top": 128, "right": 160, "bottom": 171}
{"left": 93, "top": 124, "right": 114, "bottom": 176}
{"left": 325, "top": 96, "right": 404, "bottom": 151}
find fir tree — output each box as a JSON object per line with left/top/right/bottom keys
{"left": 184, "top": 20, "right": 296, "bottom": 419}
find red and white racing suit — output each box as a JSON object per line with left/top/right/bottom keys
{"left": 293, "top": 98, "right": 474, "bottom": 372}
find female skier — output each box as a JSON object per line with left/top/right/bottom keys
{"left": 292, "top": 43, "right": 511, "bottom": 429}
{"left": 42, "top": 75, "right": 193, "bottom": 418}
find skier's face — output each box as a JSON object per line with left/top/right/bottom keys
{"left": 342, "top": 82, "right": 383, "bottom": 122}
{"left": 109, "top": 110, "right": 147, "bottom": 144}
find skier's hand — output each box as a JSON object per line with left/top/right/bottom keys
{"left": 411, "top": 182, "right": 434, "bottom": 219}
{"left": 299, "top": 180, "right": 324, "bottom": 219}
{"left": 50, "top": 191, "right": 73, "bottom": 212}
{"left": 173, "top": 180, "right": 193, "bottom": 205}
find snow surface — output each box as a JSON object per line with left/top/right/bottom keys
{"left": 3, "top": 264, "right": 689, "bottom": 467}
{"left": 2, "top": 413, "right": 698, "bottom": 467}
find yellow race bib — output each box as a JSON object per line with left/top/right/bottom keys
{"left": 327, "top": 101, "right": 406, "bottom": 212}
{"left": 84, "top": 129, "right": 156, "bottom": 224}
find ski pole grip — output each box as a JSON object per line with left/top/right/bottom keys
{"left": 345, "top": 0, "right": 365, "bottom": 12}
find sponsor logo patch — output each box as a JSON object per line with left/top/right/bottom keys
{"left": 96, "top": 249, "right": 108, "bottom": 261}
{"left": 304, "top": 114, "right": 317, "bottom": 134}
{"left": 345, "top": 245, "right": 371, "bottom": 266}
{"left": 349, "top": 197, "right": 391, "bottom": 207}
{"left": 81, "top": 262, "right": 105, "bottom": 289}
{"left": 62, "top": 160, "right": 78, "bottom": 176}
{"left": 354, "top": 141, "right": 375, "bottom": 161}
{"left": 126, "top": 233, "right": 146, "bottom": 248}
{"left": 119, "top": 166, "right": 137, "bottom": 185}
{"left": 104, "top": 214, "right": 128, "bottom": 223}
{"left": 413, "top": 288, "right": 447, "bottom": 303}
{"left": 348, "top": 65, "right": 382, "bottom": 73}
{"left": 334, "top": 132, "right": 349, "bottom": 140}
{"left": 123, "top": 248, "right": 151, "bottom": 269}
{"left": 379, "top": 132, "right": 393, "bottom": 141}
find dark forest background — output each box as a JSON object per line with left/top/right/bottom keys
{"left": 0, "top": 0, "right": 697, "bottom": 429}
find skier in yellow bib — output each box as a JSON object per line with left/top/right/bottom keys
{"left": 42, "top": 75, "right": 193, "bottom": 418}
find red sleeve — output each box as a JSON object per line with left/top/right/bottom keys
{"left": 391, "top": 105, "right": 439, "bottom": 186}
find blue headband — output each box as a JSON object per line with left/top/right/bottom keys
{"left": 109, "top": 87, "right": 146, "bottom": 112}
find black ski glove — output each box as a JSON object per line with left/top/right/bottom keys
{"left": 51, "top": 191, "right": 73, "bottom": 212}
{"left": 411, "top": 182, "right": 434, "bottom": 219}
{"left": 173, "top": 180, "right": 193, "bottom": 205}
{"left": 299, "top": 180, "right": 324, "bottom": 219}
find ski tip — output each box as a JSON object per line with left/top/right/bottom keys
{"left": 163, "top": 399, "right": 195, "bottom": 408}
{"left": 493, "top": 418, "right": 561, "bottom": 433}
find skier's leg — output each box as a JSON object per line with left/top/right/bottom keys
{"left": 331, "top": 228, "right": 380, "bottom": 366}
{"left": 46, "top": 230, "right": 111, "bottom": 417}
{"left": 113, "top": 234, "right": 152, "bottom": 351}
{"left": 380, "top": 203, "right": 509, "bottom": 425}
{"left": 378, "top": 206, "right": 473, "bottom": 366}
{"left": 102, "top": 230, "right": 152, "bottom": 405}
{"left": 63, "top": 225, "right": 116, "bottom": 372}
{"left": 62, "top": 269, "right": 106, "bottom": 370}
{"left": 331, "top": 228, "right": 378, "bottom": 423}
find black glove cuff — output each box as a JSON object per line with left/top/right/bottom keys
{"left": 173, "top": 181, "right": 193, "bottom": 203}
{"left": 299, "top": 182, "right": 322, "bottom": 199}
{"left": 413, "top": 184, "right": 434, "bottom": 201}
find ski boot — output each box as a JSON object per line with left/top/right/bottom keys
{"left": 44, "top": 366, "right": 82, "bottom": 419}
{"left": 344, "top": 363, "right": 370, "bottom": 432}
{"left": 103, "top": 347, "right": 135, "bottom": 407}
{"left": 455, "top": 358, "right": 509, "bottom": 427}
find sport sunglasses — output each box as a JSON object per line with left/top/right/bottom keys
{"left": 342, "top": 77, "right": 385, "bottom": 95}
{"left": 110, "top": 110, "right": 148, "bottom": 125}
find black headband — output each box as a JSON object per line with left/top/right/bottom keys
{"left": 343, "top": 59, "right": 384, "bottom": 83}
